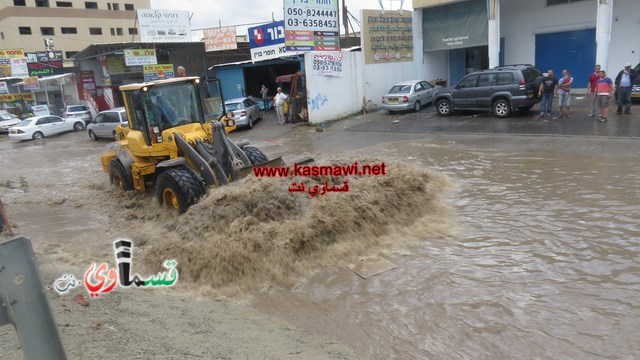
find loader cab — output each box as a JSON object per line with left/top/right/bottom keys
{"left": 120, "top": 77, "right": 232, "bottom": 146}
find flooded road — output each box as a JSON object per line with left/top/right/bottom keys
{"left": 1, "top": 114, "right": 639, "bottom": 359}
{"left": 255, "top": 135, "right": 640, "bottom": 359}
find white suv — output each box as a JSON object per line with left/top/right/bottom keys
{"left": 87, "top": 107, "right": 128, "bottom": 141}
{"left": 65, "top": 105, "right": 92, "bottom": 125}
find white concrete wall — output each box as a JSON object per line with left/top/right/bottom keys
{"left": 362, "top": 9, "right": 428, "bottom": 110}
{"left": 501, "top": 0, "right": 639, "bottom": 74}
{"left": 304, "top": 51, "right": 364, "bottom": 124}
{"left": 609, "top": 0, "right": 640, "bottom": 72}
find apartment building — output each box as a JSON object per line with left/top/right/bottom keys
{"left": 0, "top": 0, "right": 150, "bottom": 67}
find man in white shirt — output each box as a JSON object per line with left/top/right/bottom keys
{"left": 274, "top": 87, "right": 288, "bottom": 125}
{"left": 614, "top": 63, "right": 637, "bottom": 115}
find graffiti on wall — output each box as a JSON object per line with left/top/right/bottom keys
{"left": 310, "top": 93, "right": 328, "bottom": 110}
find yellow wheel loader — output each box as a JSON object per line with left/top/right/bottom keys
{"left": 100, "top": 76, "right": 283, "bottom": 214}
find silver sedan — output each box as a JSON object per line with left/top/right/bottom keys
{"left": 224, "top": 97, "right": 263, "bottom": 129}
{"left": 381, "top": 80, "right": 439, "bottom": 112}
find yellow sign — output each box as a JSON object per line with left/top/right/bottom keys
{"left": 0, "top": 48, "right": 25, "bottom": 77}
{"left": 362, "top": 10, "right": 414, "bottom": 65}
{"left": 0, "top": 93, "right": 33, "bottom": 102}
{"left": 143, "top": 64, "right": 175, "bottom": 81}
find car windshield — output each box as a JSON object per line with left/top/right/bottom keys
{"left": 388, "top": 85, "right": 412, "bottom": 94}
{"left": 225, "top": 102, "right": 241, "bottom": 111}
{"left": 0, "top": 113, "right": 16, "bottom": 121}
{"left": 16, "top": 119, "right": 33, "bottom": 127}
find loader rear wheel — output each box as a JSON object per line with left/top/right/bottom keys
{"left": 155, "top": 167, "right": 205, "bottom": 214}
{"left": 109, "top": 159, "right": 133, "bottom": 191}
{"left": 243, "top": 146, "right": 269, "bottom": 165}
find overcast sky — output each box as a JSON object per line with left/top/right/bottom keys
{"left": 149, "top": 0, "right": 409, "bottom": 39}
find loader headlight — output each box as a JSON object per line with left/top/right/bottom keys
{"left": 227, "top": 119, "right": 235, "bottom": 126}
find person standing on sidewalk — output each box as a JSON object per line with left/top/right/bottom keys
{"left": 595, "top": 69, "right": 614, "bottom": 122}
{"left": 274, "top": 87, "right": 288, "bottom": 125}
{"left": 557, "top": 69, "right": 573, "bottom": 118}
{"left": 260, "top": 84, "right": 269, "bottom": 112}
{"left": 614, "top": 63, "right": 637, "bottom": 115}
{"left": 538, "top": 69, "right": 558, "bottom": 119}
{"left": 587, "top": 65, "right": 601, "bottom": 117}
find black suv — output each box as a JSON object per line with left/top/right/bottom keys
{"left": 434, "top": 65, "right": 542, "bottom": 118}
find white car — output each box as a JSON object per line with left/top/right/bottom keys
{"left": 8, "top": 115, "right": 85, "bottom": 140}
{"left": 0, "top": 111, "right": 21, "bottom": 132}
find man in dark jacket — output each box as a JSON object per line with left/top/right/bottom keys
{"left": 614, "top": 63, "right": 637, "bottom": 114}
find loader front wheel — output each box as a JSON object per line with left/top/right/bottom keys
{"left": 155, "top": 167, "right": 205, "bottom": 214}
{"left": 109, "top": 159, "right": 133, "bottom": 191}
{"left": 243, "top": 146, "right": 269, "bottom": 165}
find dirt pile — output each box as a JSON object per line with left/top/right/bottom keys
{"left": 132, "top": 157, "right": 456, "bottom": 292}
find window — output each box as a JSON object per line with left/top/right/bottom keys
{"left": 89, "top": 27, "right": 102, "bottom": 35}
{"left": 85, "top": 1, "right": 98, "bottom": 9}
{"left": 458, "top": 74, "right": 479, "bottom": 88}
{"left": 128, "top": 27, "right": 138, "bottom": 35}
{"left": 478, "top": 73, "right": 495, "bottom": 87}
{"left": 41, "top": 27, "right": 55, "bottom": 35}
{"left": 112, "top": 3, "right": 119, "bottom": 10}
{"left": 116, "top": 28, "right": 123, "bottom": 36}
{"left": 19, "top": 27, "right": 32, "bottom": 35}
{"left": 13, "top": 0, "right": 26, "bottom": 6}
{"left": 35, "top": 0, "right": 50, "bottom": 7}
{"left": 546, "top": 0, "right": 589, "bottom": 5}
{"left": 65, "top": 51, "right": 79, "bottom": 59}
{"left": 496, "top": 73, "right": 514, "bottom": 85}
{"left": 56, "top": 1, "right": 72, "bottom": 6}
{"left": 61, "top": 27, "right": 77, "bottom": 34}
{"left": 110, "top": 28, "right": 115, "bottom": 35}
{"left": 107, "top": 3, "right": 111, "bottom": 10}
{"left": 124, "top": 3, "right": 134, "bottom": 10}
{"left": 420, "top": 81, "right": 433, "bottom": 90}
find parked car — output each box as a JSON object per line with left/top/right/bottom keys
{"left": 87, "top": 107, "right": 128, "bottom": 141}
{"left": 224, "top": 97, "right": 262, "bottom": 129}
{"left": 381, "top": 80, "right": 439, "bottom": 112}
{"left": 631, "top": 63, "right": 640, "bottom": 102}
{"left": 433, "top": 64, "right": 543, "bottom": 118}
{"left": 248, "top": 95, "right": 273, "bottom": 111}
{"left": 8, "top": 115, "right": 85, "bottom": 140}
{"left": 65, "top": 105, "right": 92, "bottom": 125}
{"left": 0, "top": 110, "right": 21, "bottom": 132}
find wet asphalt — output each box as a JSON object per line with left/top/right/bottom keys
{"left": 345, "top": 94, "right": 640, "bottom": 138}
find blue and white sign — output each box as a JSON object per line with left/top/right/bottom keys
{"left": 248, "top": 21, "right": 301, "bottom": 62}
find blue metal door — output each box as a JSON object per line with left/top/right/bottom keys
{"left": 450, "top": 48, "right": 466, "bottom": 86}
{"left": 535, "top": 29, "right": 596, "bottom": 89}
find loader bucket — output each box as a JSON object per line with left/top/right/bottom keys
{"left": 237, "top": 156, "right": 286, "bottom": 178}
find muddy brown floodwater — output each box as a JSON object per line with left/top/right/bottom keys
{"left": 0, "top": 121, "right": 639, "bottom": 359}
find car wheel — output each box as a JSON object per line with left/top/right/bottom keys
{"left": 74, "top": 121, "right": 84, "bottom": 131}
{"left": 248, "top": 116, "right": 253, "bottom": 129}
{"left": 32, "top": 131, "right": 44, "bottom": 140}
{"left": 155, "top": 166, "right": 205, "bottom": 214}
{"left": 436, "top": 99, "right": 452, "bottom": 116}
{"left": 493, "top": 99, "right": 511, "bottom": 118}
{"left": 88, "top": 130, "right": 98, "bottom": 141}
{"left": 414, "top": 101, "right": 421, "bottom": 112}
